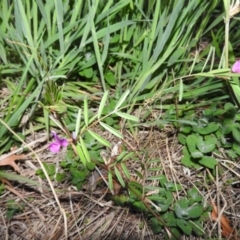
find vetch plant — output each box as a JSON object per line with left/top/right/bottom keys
{"left": 49, "top": 131, "right": 68, "bottom": 153}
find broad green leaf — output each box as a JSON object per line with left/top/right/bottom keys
{"left": 191, "top": 151, "right": 203, "bottom": 159}
{"left": 188, "top": 220, "right": 205, "bottom": 236}
{"left": 105, "top": 71, "right": 117, "bottom": 86}
{"left": 150, "top": 218, "right": 162, "bottom": 234}
{"left": 164, "top": 182, "right": 182, "bottom": 192}
{"left": 233, "top": 142, "right": 240, "bottom": 156}
{"left": 178, "top": 133, "right": 186, "bottom": 145}
{"left": 111, "top": 195, "right": 129, "bottom": 206}
{"left": 176, "top": 219, "right": 192, "bottom": 235}
{"left": 199, "top": 156, "right": 217, "bottom": 169}
{"left": 175, "top": 199, "right": 203, "bottom": 220}
{"left": 186, "top": 135, "right": 198, "bottom": 153}
{"left": 100, "top": 122, "right": 123, "bottom": 138}
{"left": 132, "top": 200, "right": 147, "bottom": 211}
{"left": 197, "top": 122, "right": 219, "bottom": 135}
{"left": 232, "top": 127, "right": 240, "bottom": 143}
{"left": 187, "top": 188, "right": 202, "bottom": 202}
{"left": 187, "top": 204, "right": 203, "bottom": 219}
{"left": 196, "top": 137, "right": 216, "bottom": 153}
{"left": 159, "top": 175, "right": 168, "bottom": 186}
{"left": 162, "top": 212, "right": 177, "bottom": 227}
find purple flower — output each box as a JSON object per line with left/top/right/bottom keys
{"left": 49, "top": 131, "right": 68, "bottom": 153}
{"left": 232, "top": 60, "right": 240, "bottom": 73}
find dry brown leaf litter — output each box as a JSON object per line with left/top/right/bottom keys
{"left": 0, "top": 127, "right": 239, "bottom": 239}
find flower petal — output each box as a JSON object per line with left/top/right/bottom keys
{"left": 51, "top": 131, "right": 61, "bottom": 142}
{"left": 59, "top": 138, "right": 68, "bottom": 147}
{"left": 232, "top": 60, "right": 240, "bottom": 73}
{"left": 49, "top": 142, "right": 61, "bottom": 153}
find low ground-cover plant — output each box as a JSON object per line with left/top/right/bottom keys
{"left": 1, "top": 0, "right": 240, "bottom": 239}
{"left": 178, "top": 102, "right": 240, "bottom": 169}
{"left": 111, "top": 173, "right": 209, "bottom": 239}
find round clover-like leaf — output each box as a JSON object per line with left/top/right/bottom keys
{"left": 232, "top": 127, "right": 240, "bottom": 143}
{"left": 174, "top": 199, "right": 203, "bottom": 219}
{"left": 174, "top": 199, "right": 189, "bottom": 219}
{"left": 197, "top": 122, "right": 219, "bottom": 135}
{"left": 198, "top": 156, "right": 217, "bottom": 169}
{"left": 191, "top": 151, "right": 203, "bottom": 158}
{"left": 150, "top": 217, "right": 162, "bottom": 234}
{"left": 176, "top": 219, "right": 192, "bottom": 235}
{"left": 187, "top": 188, "right": 203, "bottom": 202}
{"left": 187, "top": 203, "right": 203, "bottom": 218}
{"left": 186, "top": 135, "right": 198, "bottom": 152}
{"left": 197, "top": 137, "right": 216, "bottom": 153}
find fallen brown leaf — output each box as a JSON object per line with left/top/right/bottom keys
{"left": 0, "top": 153, "right": 26, "bottom": 172}
{"left": 211, "top": 201, "right": 239, "bottom": 239}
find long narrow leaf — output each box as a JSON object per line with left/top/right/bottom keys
{"left": 100, "top": 122, "right": 123, "bottom": 139}
{"left": 87, "top": 130, "right": 111, "bottom": 147}
{"left": 115, "top": 112, "right": 139, "bottom": 122}
{"left": 114, "top": 89, "right": 130, "bottom": 110}
{"left": 76, "top": 143, "right": 87, "bottom": 166}
{"left": 114, "top": 166, "right": 125, "bottom": 187}
{"left": 84, "top": 98, "right": 89, "bottom": 126}
{"left": 75, "top": 108, "right": 82, "bottom": 137}
{"left": 80, "top": 137, "right": 91, "bottom": 163}
{"left": 0, "top": 171, "right": 39, "bottom": 185}
{"left": 98, "top": 91, "right": 109, "bottom": 119}
{"left": 121, "top": 163, "right": 130, "bottom": 179}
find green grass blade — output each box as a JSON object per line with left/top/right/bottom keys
{"left": 54, "top": 0, "right": 64, "bottom": 54}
